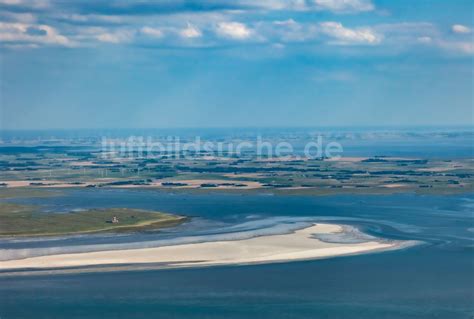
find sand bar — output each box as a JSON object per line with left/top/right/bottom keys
{"left": 0, "top": 224, "right": 404, "bottom": 271}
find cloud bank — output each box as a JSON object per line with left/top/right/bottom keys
{"left": 0, "top": 0, "right": 472, "bottom": 56}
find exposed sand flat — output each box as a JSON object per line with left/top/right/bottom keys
{"left": 108, "top": 179, "right": 264, "bottom": 189}
{"left": 196, "top": 156, "right": 234, "bottom": 161}
{"left": 0, "top": 224, "right": 402, "bottom": 271}
{"left": 0, "top": 181, "right": 31, "bottom": 187}
{"left": 324, "top": 157, "right": 368, "bottom": 162}
{"left": 382, "top": 183, "right": 409, "bottom": 188}
{"left": 417, "top": 166, "right": 456, "bottom": 172}
{"left": 68, "top": 160, "right": 96, "bottom": 166}
{"left": 0, "top": 179, "right": 262, "bottom": 189}
{"left": 158, "top": 179, "right": 264, "bottom": 189}
{"left": 0, "top": 180, "right": 92, "bottom": 188}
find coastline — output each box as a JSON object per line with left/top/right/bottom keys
{"left": 0, "top": 223, "right": 415, "bottom": 273}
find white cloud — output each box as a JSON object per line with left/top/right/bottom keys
{"left": 319, "top": 21, "right": 381, "bottom": 45}
{"left": 62, "top": 14, "right": 123, "bottom": 24}
{"left": 375, "top": 22, "right": 436, "bottom": 35}
{"left": 216, "top": 22, "right": 251, "bottom": 39}
{"left": 0, "top": 0, "right": 49, "bottom": 8}
{"left": 4, "top": 43, "right": 39, "bottom": 49}
{"left": 376, "top": 23, "right": 474, "bottom": 55}
{"left": 0, "top": 0, "right": 23, "bottom": 4}
{"left": 0, "top": 0, "right": 470, "bottom": 58}
{"left": 438, "top": 40, "right": 474, "bottom": 55}
{"left": 451, "top": 24, "right": 471, "bottom": 34}
{"left": 313, "top": 0, "right": 374, "bottom": 13}
{"left": 250, "top": 0, "right": 309, "bottom": 11}
{"left": 0, "top": 22, "right": 71, "bottom": 46}
{"left": 373, "top": 23, "right": 440, "bottom": 51}
{"left": 95, "top": 29, "right": 132, "bottom": 43}
{"left": 246, "top": 0, "right": 374, "bottom": 13}
{"left": 256, "top": 19, "right": 317, "bottom": 42}
{"left": 180, "top": 24, "right": 202, "bottom": 38}
{"left": 416, "top": 34, "right": 473, "bottom": 55}
{"left": 140, "top": 26, "right": 163, "bottom": 38}
{"left": 272, "top": 19, "right": 304, "bottom": 41}
{"left": 0, "top": 11, "right": 36, "bottom": 23}
{"left": 273, "top": 19, "right": 298, "bottom": 27}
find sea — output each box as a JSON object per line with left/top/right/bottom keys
{"left": 0, "top": 190, "right": 473, "bottom": 319}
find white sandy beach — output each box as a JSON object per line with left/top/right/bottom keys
{"left": 0, "top": 223, "right": 402, "bottom": 271}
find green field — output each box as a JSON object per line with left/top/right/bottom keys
{"left": 0, "top": 203, "right": 186, "bottom": 237}
{"left": 0, "top": 145, "right": 472, "bottom": 197}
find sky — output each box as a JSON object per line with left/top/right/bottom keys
{"left": 0, "top": 0, "right": 473, "bottom": 130}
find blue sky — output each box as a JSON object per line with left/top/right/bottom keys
{"left": 0, "top": 0, "right": 473, "bottom": 129}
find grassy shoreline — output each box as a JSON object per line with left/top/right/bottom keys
{"left": 0, "top": 204, "right": 187, "bottom": 237}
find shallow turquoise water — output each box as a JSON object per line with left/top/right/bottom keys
{"left": 0, "top": 190, "right": 473, "bottom": 318}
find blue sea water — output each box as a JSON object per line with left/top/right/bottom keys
{"left": 0, "top": 190, "right": 473, "bottom": 318}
